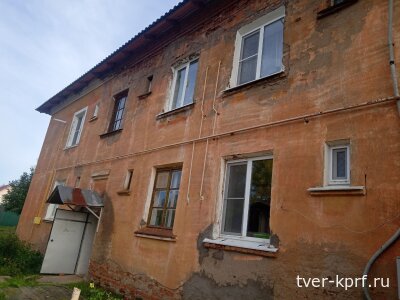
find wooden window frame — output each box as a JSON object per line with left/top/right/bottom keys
{"left": 147, "top": 167, "right": 182, "bottom": 229}
{"left": 108, "top": 90, "right": 128, "bottom": 132}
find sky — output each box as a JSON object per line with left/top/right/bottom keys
{"left": 0, "top": 0, "right": 181, "bottom": 185}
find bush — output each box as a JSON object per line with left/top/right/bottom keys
{"left": 0, "top": 232, "right": 43, "bottom": 276}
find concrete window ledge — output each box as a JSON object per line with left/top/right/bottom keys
{"left": 317, "top": 0, "right": 358, "bottom": 19}
{"left": 99, "top": 128, "right": 123, "bottom": 139}
{"left": 138, "top": 91, "right": 152, "bottom": 100}
{"left": 203, "top": 238, "right": 278, "bottom": 258}
{"left": 134, "top": 227, "right": 176, "bottom": 242}
{"left": 223, "top": 71, "right": 286, "bottom": 97}
{"left": 116, "top": 189, "right": 131, "bottom": 196}
{"left": 156, "top": 103, "right": 194, "bottom": 120}
{"left": 308, "top": 185, "right": 365, "bottom": 196}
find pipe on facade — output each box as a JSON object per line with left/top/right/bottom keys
{"left": 388, "top": 0, "right": 400, "bottom": 113}
{"left": 362, "top": 228, "right": 400, "bottom": 299}
{"left": 362, "top": 2, "right": 400, "bottom": 298}
{"left": 50, "top": 96, "right": 398, "bottom": 173}
{"left": 199, "top": 61, "right": 221, "bottom": 200}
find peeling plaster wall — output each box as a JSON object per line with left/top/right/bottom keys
{"left": 17, "top": 0, "right": 400, "bottom": 299}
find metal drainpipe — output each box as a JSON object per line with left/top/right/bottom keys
{"left": 362, "top": 2, "right": 400, "bottom": 299}
{"left": 362, "top": 228, "right": 400, "bottom": 299}
{"left": 388, "top": 0, "right": 400, "bottom": 112}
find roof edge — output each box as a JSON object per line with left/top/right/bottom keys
{"left": 36, "top": 0, "right": 200, "bottom": 115}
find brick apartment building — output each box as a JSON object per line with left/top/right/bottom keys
{"left": 17, "top": 0, "right": 400, "bottom": 299}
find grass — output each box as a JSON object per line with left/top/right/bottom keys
{"left": 0, "top": 276, "right": 123, "bottom": 300}
{"left": 0, "top": 226, "right": 16, "bottom": 237}
{"left": 0, "top": 275, "right": 39, "bottom": 289}
{"left": 66, "top": 282, "right": 123, "bottom": 300}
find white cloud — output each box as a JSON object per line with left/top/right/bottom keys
{"left": 0, "top": 0, "right": 181, "bottom": 184}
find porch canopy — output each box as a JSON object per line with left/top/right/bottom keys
{"left": 46, "top": 186, "right": 104, "bottom": 208}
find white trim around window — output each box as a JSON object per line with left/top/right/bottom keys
{"left": 220, "top": 155, "right": 273, "bottom": 242}
{"left": 325, "top": 142, "right": 350, "bottom": 185}
{"left": 168, "top": 58, "right": 199, "bottom": 111}
{"left": 65, "top": 106, "right": 88, "bottom": 148}
{"left": 229, "top": 6, "right": 285, "bottom": 88}
{"left": 204, "top": 155, "right": 277, "bottom": 253}
{"left": 44, "top": 180, "right": 66, "bottom": 221}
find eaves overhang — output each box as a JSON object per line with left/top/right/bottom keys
{"left": 36, "top": 0, "right": 209, "bottom": 115}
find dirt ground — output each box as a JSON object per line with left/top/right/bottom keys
{"left": 0, "top": 275, "right": 84, "bottom": 300}
{"left": 2, "top": 285, "right": 73, "bottom": 300}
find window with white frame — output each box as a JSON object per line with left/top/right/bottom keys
{"left": 65, "top": 107, "right": 87, "bottom": 148}
{"left": 123, "top": 170, "right": 133, "bottom": 191}
{"left": 44, "top": 180, "right": 66, "bottom": 221}
{"left": 169, "top": 59, "right": 199, "bottom": 110}
{"left": 230, "top": 6, "right": 285, "bottom": 87}
{"left": 222, "top": 156, "right": 273, "bottom": 240}
{"left": 326, "top": 142, "right": 350, "bottom": 185}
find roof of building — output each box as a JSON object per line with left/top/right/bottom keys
{"left": 0, "top": 185, "right": 10, "bottom": 192}
{"left": 36, "top": 0, "right": 208, "bottom": 115}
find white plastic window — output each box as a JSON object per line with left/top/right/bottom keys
{"left": 327, "top": 144, "right": 350, "bottom": 185}
{"left": 170, "top": 59, "right": 199, "bottom": 110}
{"left": 65, "top": 107, "right": 87, "bottom": 147}
{"left": 222, "top": 156, "right": 273, "bottom": 240}
{"left": 44, "top": 180, "right": 66, "bottom": 221}
{"left": 231, "top": 6, "right": 285, "bottom": 87}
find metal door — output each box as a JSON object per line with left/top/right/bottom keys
{"left": 40, "top": 209, "right": 88, "bottom": 274}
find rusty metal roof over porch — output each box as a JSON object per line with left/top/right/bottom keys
{"left": 46, "top": 186, "right": 104, "bottom": 207}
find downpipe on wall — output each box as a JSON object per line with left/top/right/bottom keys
{"left": 362, "top": 1, "right": 400, "bottom": 299}
{"left": 388, "top": 0, "right": 400, "bottom": 111}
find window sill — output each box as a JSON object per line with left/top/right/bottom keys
{"left": 203, "top": 238, "right": 278, "bottom": 258}
{"left": 99, "top": 128, "right": 123, "bottom": 139}
{"left": 223, "top": 71, "right": 286, "bottom": 97}
{"left": 317, "top": 0, "right": 358, "bottom": 19}
{"left": 138, "top": 91, "right": 152, "bottom": 100}
{"left": 64, "top": 144, "right": 78, "bottom": 151}
{"left": 134, "top": 227, "right": 176, "bottom": 242}
{"left": 116, "top": 189, "right": 131, "bottom": 196}
{"left": 308, "top": 185, "right": 365, "bottom": 196}
{"left": 156, "top": 103, "right": 194, "bottom": 120}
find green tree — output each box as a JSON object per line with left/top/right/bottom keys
{"left": 2, "top": 168, "right": 34, "bottom": 214}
